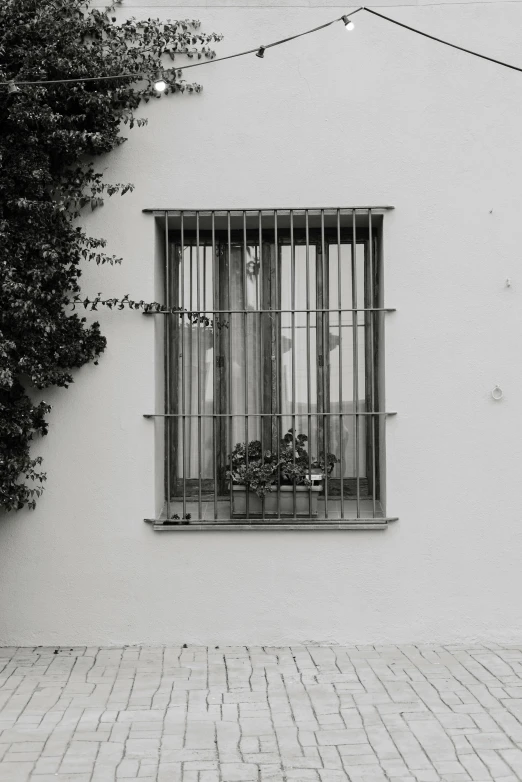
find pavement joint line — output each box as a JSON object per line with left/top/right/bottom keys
{"left": 0, "top": 643, "right": 522, "bottom": 780}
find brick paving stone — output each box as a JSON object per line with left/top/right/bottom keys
{"left": 318, "top": 772, "right": 350, "bottom": 781}
{"left": 2, "top": 644, "right": 522, "bottom": 779}
{"left": 0, "top": 761, "right": 34, "bottom": 780}
{"left": 221, "top": 761, "right": 258, "bottom": 780}
{"left": 476, "top": 747, "right": 513, "bottom": 777}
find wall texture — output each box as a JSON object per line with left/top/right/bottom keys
{"left": 1, "top": 0, "right": 521, "bottom": 646}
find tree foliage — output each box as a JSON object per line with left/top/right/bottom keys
{"left": 0, "top": 0, "right": 221, "bottom": 511}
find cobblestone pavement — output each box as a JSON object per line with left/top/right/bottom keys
{"left": 2, "top": 645, "right": 522, "bottom": 781}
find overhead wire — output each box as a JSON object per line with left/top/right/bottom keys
{"left": 364, "top": 6, "right": 522, "bottom": 73}
{"left": 2, "top": 2, "right": 522, "bottom": 87}
{"left": 1, "top": 9, "right": 360, "bottom": 86}
{"left": 86, "top": 0, "right": 522, "bottom": 5}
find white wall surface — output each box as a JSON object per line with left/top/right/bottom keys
{"left": 1, "top": 0, "right": 522, "bottom": 646}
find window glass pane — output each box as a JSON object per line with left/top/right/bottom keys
{"left": 227, "top": 244, "right": 261, "bottom": 448}
{"left": 175, "top": 245, "right": 215, "bottom": 481}
{"left": 280, "top": 244, "right": 318, "bottom": 461}
{"left": 327, "top": 242, "right": 366, "bottom": 478}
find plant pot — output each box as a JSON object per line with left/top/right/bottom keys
{"left": 231, "top": 481, "right": 322, "bottom": 518}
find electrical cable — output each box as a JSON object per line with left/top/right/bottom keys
{"left": 364, "top": 6, "right": 522, "bottom": 73}
{"left": 0, "top": 8, "right": 363, "bottom": 86}
{"left": 2, "top": 2, "right": 522, "bottom": 87}
{"left": 86, "top": 0, "right": 522, "bottom": 5}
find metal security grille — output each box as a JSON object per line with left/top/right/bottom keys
{"left": 144, "top": 208, "right": 397, "bottom": 529}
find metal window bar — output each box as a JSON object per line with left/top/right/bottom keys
{"left": 320, "top": 209, "right": 329, "bottom": 519}
{"left": 369, "top": 209, "right": 377, "bottom": 518}
{"left": 152, "top": 208, "right": 395, "bottom": 525}
{"left": 352, "top": 209, "right": 360, "bottom": 518}
{"left": 243, "top": 211, "right": 250, "bottom": 521}
{"left": 337, "top": 209, "right": 344, "bottom": 519}
{"left": 149, "top": 413, "right": 394, "bottom": 417}
{"left": 212, "top": 212, "right": 218, "bottom": 520}
{"left": 164, "top": 213, "right": 171, "bottom": 521}
{"left": 305, "top": 210, "right": 312, "bottom": 518}
{"left": 227, "top": 211, "right": 233, "bottom": 520}
{"left": 290, "top": 210, "right": 297, "bottom": 520}
{"left": 274, "top": 210, "right": 281, "bottom": 519}
{"left": 259, "top": 211, "right": 266, "bottom": 521}
{"left": 180, "top": 212, "right": 186, "bottom": 519}
{"left": 196, "top": 215, "right": 202, "bottom": 520}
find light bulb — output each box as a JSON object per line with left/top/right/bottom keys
{"left": 153, "top": 78, "right": 167, "bottom": 93}
{"left": 341, "top": 15, "right": 355, "bottom": 31}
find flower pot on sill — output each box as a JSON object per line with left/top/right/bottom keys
{"left": 231, "top": 481, "right": 322, "bottom": 518}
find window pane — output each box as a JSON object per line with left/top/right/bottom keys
{"left": 227, "top": 244, "right": 261, "bottom": 448}
{"left": 327, "top": 242, "right": 366, "bottom": 478}
{"left": 175, "top": 245, "right": 214, "bottom": 481}
{"left": 280, "top": 244, "right": 318, "bottom": 459}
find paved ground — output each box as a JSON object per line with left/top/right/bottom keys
{"left": 1, "top": 645, "right": 522, "bottom": 781}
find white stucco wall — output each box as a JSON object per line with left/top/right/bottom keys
{"left": 1, "top": 0, "right": 522, "bottom": 646}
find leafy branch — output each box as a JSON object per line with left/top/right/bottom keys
{"left": 0, "top": 0, "right": 221, "bottom": 511}
{"left": 71, "top": 294, "right": 215, "bottom": 327}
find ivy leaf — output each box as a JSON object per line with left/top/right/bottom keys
{"left": 0, "top": 0, "right": 221, "bottom": 512}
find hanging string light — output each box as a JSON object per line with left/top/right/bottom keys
{"left": 3, "top": 5, "right": 522, "bottom": 90}
{"left": 0, "top": 9, "right": 362, "bottom": 90}
{"left": 153, "top": 74, "right": 167, "bottom": 92}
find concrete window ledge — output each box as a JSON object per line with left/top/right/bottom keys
{"left": 144, "top": 518, "right": 397, "bottom": 531}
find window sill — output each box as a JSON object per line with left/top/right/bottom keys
{"left": 144, "top": 518, "right": 397, "bottom": 531}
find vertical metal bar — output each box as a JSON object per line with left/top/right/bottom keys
{"left": 228, "top": 211, "right": 233, "bottom": 517}
{"left": 188, "top": 247, "right": 193, "bottom": 476}
{"left": 368, "top": 208, "right": 377, "bottom": 518}
{"left": 243, "top": 210, "right": 250, "bottom": 520}
{"left": 259, "top": 210, "right": 265, "bottom": 520}
{"left": 203, "top": 241, "right": 207, "bottom": 314}
{"left": 164, "top": 212, "right": 171, "bottom": 520}
{"left": 196, "top": 213, "right": 202, "bottom": 520}
{"left": 203, "top": 242, "right": 208, "bottom": 509}
{"left": 321, "top": 209, "right": 328, "bottom": 519}
{"left": 274, "top": 210, "right": 281, "bottom": 519}
{"left": 212, "top": 212, "right": 218, "bottom": 520}
{"left": 290, "top": 210, "right": 297, "bottom": 519}
{"left": 305, "top": 210, "right": 312, "bottom": 518}
{"left": 203, "top": 240, "right": 208, "bottom": 504}
{"left": 180, "top": 211, "right": 187, "bottom": 519}
{"left": 337, "top": 209, "right": 344, "bottom": 519}
{"left": 352, "top": 209, "right": 360, "bottom": 518}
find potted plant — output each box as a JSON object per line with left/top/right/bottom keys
{"left": 226, "top": 429, "right": 338, "bottom": 518}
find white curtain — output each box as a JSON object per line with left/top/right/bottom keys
{"left": 177, "top": 246, "right": 214, "bottom": 479}
{"left": 228, "top": 245, "right": 261, "bottom": 447}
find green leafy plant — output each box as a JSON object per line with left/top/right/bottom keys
{"left": 226, "top": 429, "right": 338, "bottom": 498}
{"left": 163, "top": 513, "right": 192, "bottom": 525}
{"left": 0, "top": 0, "right": 222, "bottom": 511}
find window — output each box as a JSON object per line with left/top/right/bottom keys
{"left": 151, "top": 209, "right": 396, "bottom": 529}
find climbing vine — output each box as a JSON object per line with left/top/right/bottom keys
{"left": 0, "top": 0, "right": 222, "bottom": 511}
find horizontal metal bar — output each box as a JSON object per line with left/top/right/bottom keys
{"left": 155, "top": 526, "right": 389, "bottom": 531}
{"left": 145, "top": 519, "right": 397, "bottom": 530}
{"left": 143, "top": 207, "right": 395, "bottom": 215}
{"left": 149, "top": 517, "right": 397, "bottom": 524}
{"left": 143, "top": 308, "right": 396, "bottom": 315}
{"left": 144, "top": 412, "right": 397, "bottom": 418}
